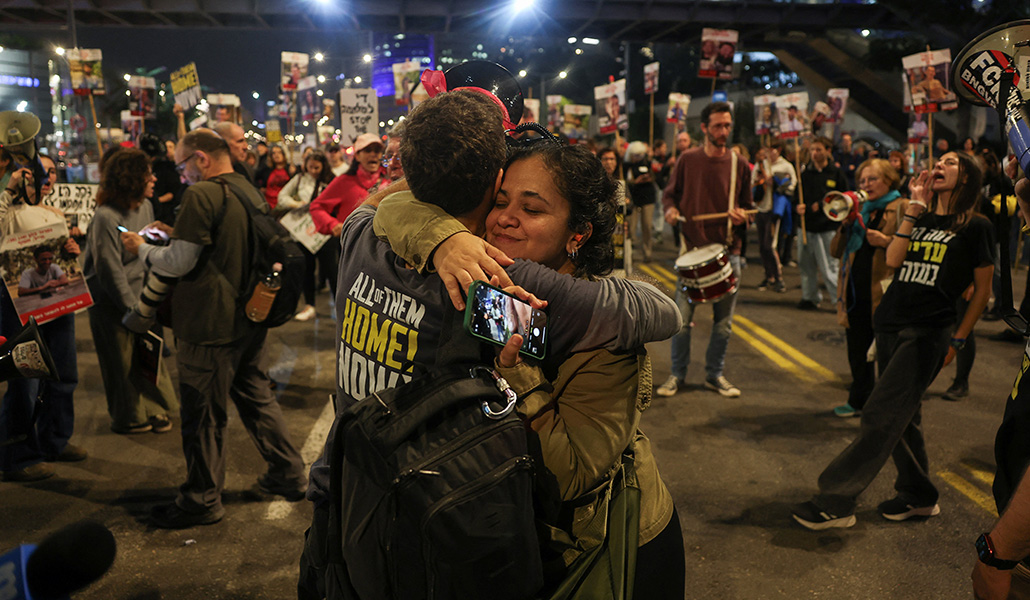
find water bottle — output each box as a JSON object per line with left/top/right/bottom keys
{"left": 245, "top": 262, "right": 283, "bottom": 322}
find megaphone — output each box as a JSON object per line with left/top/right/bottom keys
{"left": 823, "top": 190, "right": 869, "bottom": 222}
{"left": 0, "top": 110, "right": 44, "bottom": 199}
{"left": 952, "top": 20, "right": 1030, "bottom": 174}
{"left": 0, "top": 316, "right": 59, "bottom": 382}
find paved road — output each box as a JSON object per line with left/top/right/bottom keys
{"left": 1, "top": 233, "right": 1024, "bottom": 599}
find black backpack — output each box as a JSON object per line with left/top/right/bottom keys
{"left": 215, "top": 177, "right": 305, "bottom": 327}
{"left": 325, "top": 363, "right": 544, "bottom": 600}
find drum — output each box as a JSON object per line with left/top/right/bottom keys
{"left": 674, "top": 244, "right": 737, "bottom": 303}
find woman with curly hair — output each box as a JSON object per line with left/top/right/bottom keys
{"left": 83, "top": 148, "right": 178, "bottom": 434}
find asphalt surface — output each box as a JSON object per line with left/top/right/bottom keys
{"left": 1, "top": 227, "right": 1024, "bottom": 599}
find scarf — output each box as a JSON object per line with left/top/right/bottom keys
{"left": 844, "top": 189, "right": 900, "bottom": 254}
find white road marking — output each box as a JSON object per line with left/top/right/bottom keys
{"left": 265, "top": 399, "right": 335, "bottom": 520}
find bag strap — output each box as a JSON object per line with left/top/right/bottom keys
{"left": 213, "top": 176, "right": 262, "bottom": 298}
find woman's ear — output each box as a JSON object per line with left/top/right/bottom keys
{"left": 565, "top": 224, "right": 593, "bottom": 255}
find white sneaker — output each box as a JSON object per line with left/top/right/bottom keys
{"left": 656, "top": 376, "right": 681, "bottom": 397}
{"left": 294, "top": 305, "right": 316, "bottom": 321}
{"left": 705, "top": 376, "right": 741, "bottom": 397}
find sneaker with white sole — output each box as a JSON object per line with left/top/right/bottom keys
{"left": 791, "top": 501, "right": 856, "bottom": 530}
{"left": 878, "top": 497, "right": 940, "bottom": 521}
{"left": 294, "top": 305, "right": 316, "bottom": 321}
{"left": 656, "top": 376, "right": 681, "bottom": 397}
{"left": 705, "top": 376, "right": 741, "bottom": 397}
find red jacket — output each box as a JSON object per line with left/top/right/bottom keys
{"left": 310, "top": 167, "right": 384, "bottom": 235}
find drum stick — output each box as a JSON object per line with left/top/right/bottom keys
{"left": 681, "top": 209, "right": 759, "bottom": 222}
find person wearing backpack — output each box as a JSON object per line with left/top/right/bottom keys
{"left": 120, "top": 129, "right": 306, "bottom": 529}
{"left": 299, "top": 90, "right": 682, "bottom": 600}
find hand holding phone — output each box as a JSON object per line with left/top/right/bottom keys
{"left": 463, "top": 280, "right": 547, "bottom": 360}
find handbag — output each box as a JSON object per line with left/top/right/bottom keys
{"left": 544, "top": 451, "right": 641, "bottom": 600}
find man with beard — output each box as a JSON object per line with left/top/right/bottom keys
{"left": 657, "top": 101, "right": 754, "bottom": 399}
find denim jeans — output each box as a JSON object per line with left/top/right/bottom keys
{"left": 798, "top": 230, "right": 839, "bottom": 303}
{"left": 669, "top": 254, "right": 741, "bottom": 382}
{"left": 814, "top": 327, "right": 949, "bottom": 515}
{"left": 0, "top": 291, "right": 78, "bottom": 471}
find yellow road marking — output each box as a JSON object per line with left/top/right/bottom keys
{"left": 939, "top": 470, "right": 998, "bottom": 517}
{"left": 733, "top": 315, "right": 840, "bottom": 383}
{"left": 962, "top": 461, "right": 995, "bottom": 486}
{"left": 733, "top": 326, "right": 819, "bottom": 383}
{"left": 637, "top": 263, "right": 677, "bottom": 288}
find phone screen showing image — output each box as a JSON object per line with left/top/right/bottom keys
{"left": 464, "top": 281, "right": 547, "bottom": 360}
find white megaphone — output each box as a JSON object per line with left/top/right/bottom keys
{"left": 0, "top": 316, "right": 58, "bottom": 382}
{"left": 823, "top": 190, "right": 869, "bottom": 222}
{"left": 0, "top": 110, "right": 44, "bottom": 200}
{"left": 952, "top": 21, "right": 1030, "bottom": 174}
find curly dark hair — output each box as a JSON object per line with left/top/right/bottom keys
{"left": 97, "top": 147, "right": 151, "bottom": 213}
{"left": 401, "top": 89, "right": 507, "bottom": 216}
{"left": 506, "top": 143, "right": 617, "bottom": 278}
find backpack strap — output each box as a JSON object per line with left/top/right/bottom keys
{"left": 212, "top": 176, "right": 263, "bottom": 298}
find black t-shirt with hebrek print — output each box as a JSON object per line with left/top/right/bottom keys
{"left": 874, "top": 213, "right": 995, "bottom": 332}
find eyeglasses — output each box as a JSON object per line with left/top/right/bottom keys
{"left": 175, "top": 153, "right": 196, "bottom": 175}
{"left": 381, "top": 154, "right": 401, "bottom": 168}
{"left": 505, "top": 122, "right": 563, "bottom": 149}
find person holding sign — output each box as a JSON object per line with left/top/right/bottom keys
{"left": 0, "top": 152, "right": 85, "bottom": 483}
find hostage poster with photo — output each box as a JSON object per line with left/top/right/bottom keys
{"left": 338, "top": 89, "right": 378, "bottom": 146}
{"left": 776, "top": 91, "right": 810, "bottom": 138}
{"left": 698, "top": 29, "right": 738, "bottom": 81}
{"left": 754, "top": 94, "right": 778, "bottom": 135}
{"left": 297, "top": 76, "right": 319, "bottom": 122}
{"left": 666, "top": 93, "right": 690, "bottom": 126}
{"left": 594, "top": 79, "right": 627, "bottom": 135}
{"left": 562, "top": 105, "right": 591, "bottom": 141}
{"left": 42, "top": 183, "right": 98, "bottom": 233}
{"left": 522, "top": 98, "right": 540, "bottom": 125}
{"left": 826, "top": 88, "right": 849, "bottom": 123}
{"left": 170, "top": 62, "right": 202, "bottom": 110}
{"left": 128, "top": 76, "right": 157, "bottom": 119}
{"left": 644, "top": 61, "right": 660, "bottom": 95}
{"left": 0, "top": 223, "right": 92, "bottom": 326}
{"left": 902, "top": 49, "right": 958, "bottom": 113}
{"left": 121, "top": 110, "right": 142, "bottom": 141}
{"left": 393, "top": 60, "right": 421, "bottom": 107}
{"left": 68, "top": 49, "right": 105, "bottom": 96}
{"left": 546, "top": 95, "right": 568, "bottom": 131}
{"left": 281, "top": 52, "right": 309, "bottom": 91}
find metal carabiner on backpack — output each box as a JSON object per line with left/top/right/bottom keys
{"left": 469, "top": 366, "right": 518, "bottom": 420}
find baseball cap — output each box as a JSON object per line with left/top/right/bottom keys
{"left": 353, "top": 133, "right": 384, "bottom": 153}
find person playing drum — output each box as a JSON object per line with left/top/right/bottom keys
{"left": 657, "top": 101, "right": 755, "bottom": 398}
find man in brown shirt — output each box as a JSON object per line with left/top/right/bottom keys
{"left": 657, "top": 101, "right": 753, "bottom": 398}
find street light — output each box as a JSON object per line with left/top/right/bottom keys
{"left": 518, "top": 69, "right": 527, "bottom": 78}
{"left": 558, "top": 71, "right": 568, "bottom": 79}
{"left": 55, "top": 46, "right": 65, "bottom": 56}
{"left": 354, "top": 76, "right": 363, "bottom": 84}
{"left": 252, "top": 91, "right": 260, "bottom": 99}
{"left": 313, "top": 52, "right": 325, "bottom": 62}
{"left": 363, "top": 54, "right": 372, "bottom": 63}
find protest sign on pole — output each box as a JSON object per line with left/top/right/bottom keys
{"left": 546, "top": 95, "right": 568, "bottom": 131}
{"left": 170, "top": 63, "right": 202, "bottom": 110}
{"left": 338, "top": 89, "right": 379, "bottom": 146}
{"left": 826, "top": 88, "right": 849, "bottom": 123}
{"left": 902, "top": 49, "right": 959, "bottom": 113}
{"left": 754, "top": 94, "right": 778, "bottom": 136}
{"left": 128, "top": 76, "right": 156, "bottom": 119}
{"left": 68, "top": 49, "right": 105, "bottom": 96}
{"left": 644, "top": 62, "right": 660, "bottom": 95}
{"left": 281, "top": 52, "right": 309, "bottom": 91}
{"left": 522, "top": 98, "right": 540, "bottom": 124}
{"left": 266, "top": 119, "right": 283, "bottom": 143}
{"left": 698, "top": 29, "right": 738, "bottom": 81}
{"left": 562, "top": 105, "right": 591, "bottom": 141}
{"left": 392, "top": 60, "right": 421, "bottom": 107}
{"left": 594, "top": 79, "right": 627, "bottom": 135}
{"left": 776, "top": 92, "right": 810, "bottom": 138}
{"left": 297, "top": 76, "right": 319, "bottom": 122}
{"left": 666, "top": 93, "right": 691, "bottom": 125}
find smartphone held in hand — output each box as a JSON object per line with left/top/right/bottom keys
{"left": 463, "top": 280, "right": 547, "bottom": 360}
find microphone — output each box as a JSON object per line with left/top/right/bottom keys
{"left": 0, "top": 317, "right": 58, "bottom": 383}
{"left": 0, "top": 521, "right": 116, "bottom": 600}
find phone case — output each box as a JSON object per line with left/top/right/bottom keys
{"left": 463, "top": 280, "right": 547, "bottom": 360}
